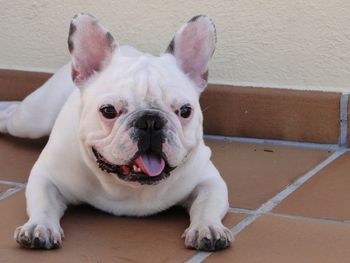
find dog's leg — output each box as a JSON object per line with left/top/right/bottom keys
{"left": 182, "top": 162, "right": 233, "bottom": 251}
{"left": 0, "top": 63, "right": 74, "bottom": 138}
{"left": 14, "top": 167, "right": 67, "bottom": 249}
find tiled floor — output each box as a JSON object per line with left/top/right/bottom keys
{"left": 0, "top": 134, "right": 349, "bottom": 263}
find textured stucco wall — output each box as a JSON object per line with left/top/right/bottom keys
{"left": 1, "top": 0, "right": 350, "bottom": 92}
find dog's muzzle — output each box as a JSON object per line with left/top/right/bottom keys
{"left": 92, "top": 111, "right": 175, "bottom": 185}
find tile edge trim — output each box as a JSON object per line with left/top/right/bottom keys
{"left": 204, "top": 134, "right": 342, "bottom": 151}
{"left": 339, "top": 93, "right": 349, "bottom": 146}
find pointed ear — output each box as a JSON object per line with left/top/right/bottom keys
{"left": 67, "top": 13, "right": 117, "bottom": 86}
{"left": 166, "top": 15, "right": 216, "bottom": 92}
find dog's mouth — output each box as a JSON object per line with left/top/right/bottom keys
{"left": 92, "top": 148, "right": 175, "bottom": 185}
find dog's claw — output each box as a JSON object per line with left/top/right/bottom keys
{"left": 33, "top": 236, "right": 45, "bottom": 248}
{"left": 183, "top": 224, "right": 233, "bottom": 251}
{"left": 14, "top": 223, "right": 64, "bottom": 249}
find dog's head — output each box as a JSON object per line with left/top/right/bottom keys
{"left": 68, "top": 13, "right": 216, "bottom": 187}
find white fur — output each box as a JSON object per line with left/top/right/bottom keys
{"left": 2, "top": 14, "right": 232, "bottom": 251}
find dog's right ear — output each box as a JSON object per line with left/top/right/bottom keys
{"left": 68, "top": 13, "right": 117, "bottom": 87}
{"left": 165, "top": 15, "right": 216, "bottom": 93}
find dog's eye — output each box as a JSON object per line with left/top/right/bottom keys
{"left": 99, "top": 104, "right": 119, "bottom": 119}
{"left": 179, "top": 104, "right": 192, "bottom": 118}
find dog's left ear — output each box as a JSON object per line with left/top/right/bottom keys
{"left": 166, "top": 15, "right": 216, "bottom": 92}
{"left": 68, "top": 13, "right": 117, "bottom": 87}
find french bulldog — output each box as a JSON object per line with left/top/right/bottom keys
{"left": 0, "top": 13, "right": 232, "bottom": 251}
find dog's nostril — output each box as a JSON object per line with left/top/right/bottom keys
{"left": 135, "top": 116, "right": 164, "bottom": 131}
{"left": 152, "top": 119, "right": 163, "bottom": 130}
{"left": 135, "top": 118, "right": 148, "bottom": 130}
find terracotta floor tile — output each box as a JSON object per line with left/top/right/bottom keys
{"left": 206, "top": 140, "right": 331, "bottom": 209}
{"left": 205, "top": 215, "right": 350, "bottom": 263}
{"left": 0, "top": 134, "right": 47, "bottom": 182}
{"left": 0, "top": 183, "right": 12, "bottom": 193}
{"left": 0, "top": 191, "right": 245, "bottom": 263}
{"left": 1, "top": 135, "right": 331, "bottom": 210}
{"left": 274, "top": 152, "right": 350, "bottom": 221}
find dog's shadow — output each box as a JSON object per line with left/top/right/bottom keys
{"left": 61, "top": 204, "right": 190, "bottom": 238}
{"left": 64, "top": 203, "right": 188, "bottom": 220}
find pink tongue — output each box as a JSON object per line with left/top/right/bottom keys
{"left": 134, "top": 153, "right": 165, "bottom": 177}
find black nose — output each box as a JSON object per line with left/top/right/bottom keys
{"left": 133, "top": 112, "right": 166, "bottom": 155}
{"left": 134, "top": 114, "right": 165, "bottom": 132}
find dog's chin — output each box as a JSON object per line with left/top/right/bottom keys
{"left": 91, "top": 148, "right": 175, "bottom": 186}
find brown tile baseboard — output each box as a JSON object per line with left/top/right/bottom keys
{"left": 0, "top": 69, "right": 344, "bottom": 145}
{"left": 0, "top": 69, "right": 52, "bottom": 101}
{"left": 201, "top": 85, "right": 341, "bottom": 144}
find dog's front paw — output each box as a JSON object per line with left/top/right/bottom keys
{"left": 14, "top": 222, "right": 64, "bottom": 249}
{"left": 182, "top": 223, "right": 233, "bottom": 251}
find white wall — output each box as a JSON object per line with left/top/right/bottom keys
{"left": 1, "top": 0, "right": 350, "bottom": 92}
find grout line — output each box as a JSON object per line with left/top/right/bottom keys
{"left": 0, "top": 179, "right": 26, "bottom": 187}
{"left": 185, "top": 149, "right": 345, "bottom": 263}
{"left": 229, "top": 214, "right": 259, "bottom": 236}
{"left": 229, "top": 208, "right": 350, "bottom": 227}
{"left": 339, "top": 93, "right": 349, "bottom": 147}
{"left": 249, "top": 150, "right": 345, "bottom": 215}
{"left": 185, "top": 252, "right": 212, "bottom": 263}
{"left": 0, "top": 185, "right": 25, "bottom": 201}
{"left": 267, "top": 212, "right": 350, "bottom": 227}
{"left": 204, "top": 134, "right": 342, "bottom": 151}
{"left": 228, "top": 207, "right": 255, "bottom": 215}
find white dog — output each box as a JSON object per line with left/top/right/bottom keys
{"left": 0, "top": 13, "right": 232, "bottom": 251}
